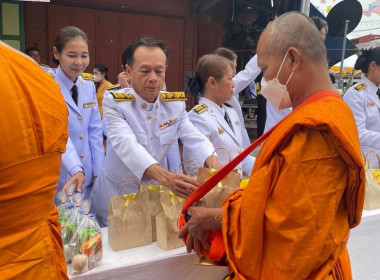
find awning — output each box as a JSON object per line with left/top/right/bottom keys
{"left": 309, "top": 3, "right": 357, "bottom": 67}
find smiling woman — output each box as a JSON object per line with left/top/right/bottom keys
{"left": 52, "top": 26, "right": 104, "bottom": 204}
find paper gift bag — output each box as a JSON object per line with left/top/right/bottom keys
{"left": 156, "top": 187, "right": 184, "bottom": 250}
{"left": 197, "top": 148, "right": 241, "bottom": 208}
{"left": 363, "top": 151, "right": 380, "bottom": 210}
{"left": 108, "top": 180, "right": 152, "bottom": 251}
{"left": 142, "top": 184, "right": 164, "bottom": 242}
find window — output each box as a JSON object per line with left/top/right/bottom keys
{"left": 0, "top": 1, "right": 24, "bottom": 51}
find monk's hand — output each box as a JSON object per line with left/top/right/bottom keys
{"left": 165, "top": 173, "right": 199, "bottom": 198}
{"left": 62, "top": 171, "right": 85, "bottom": 193}
{"left": 178, "top": 207, "right": 223, "bottom": 257}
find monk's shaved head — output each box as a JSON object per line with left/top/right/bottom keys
{"left": 263, "top": 12, "right": 328, "bottom": 68}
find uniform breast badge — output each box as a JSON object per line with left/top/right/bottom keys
{"left": 83, "top": 102, "right": 97, "bottom": 108}
{"left": 235, "top": 120, "right": 240, "bottom": 126}
{"left": 218, "top": 126, "right": 224, "bottom": 134}
{"left": 367, "top": 101, "right": 375, "bottom": 107}
{"left": 159, "top": 117, "right": 179, "bottom": 130}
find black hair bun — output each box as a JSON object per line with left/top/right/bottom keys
{"left": 186, "top": 73, "right": 201, "bottom": 97}
{"left": 354, "top": 50, "right": 369, "bottom": 72}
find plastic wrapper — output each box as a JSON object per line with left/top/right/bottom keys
{"left": 62, "top": 192, "right": 83, "bottom": 264}
{"left": 66, "top": 183, "right": 77, "bottom": 207}
{"left": 68, "top": 199, "right": 103, "bottom": 276}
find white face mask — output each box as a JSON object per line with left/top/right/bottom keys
{"left": 261, "top": 53, "right": 293, "bottom": 110}
{"left": 93, "top": 74, "right": 101, "bottom": 83}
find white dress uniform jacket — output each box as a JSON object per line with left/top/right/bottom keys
{"left": 227, "top": 55, "right": 262, "bottom": 148}
{"left": 344, "top": 76, "right": 380, "bottom": 168}
{"left": 91, "top": 89, "right": 215, "bottom": 226}
{"left": 264, "top": 102, "right": 292, "bottom": 132}
{"left": 54, "top": 66, "right": 104, "bottom": 203}
{"left": 185, "top": 97, "right": 256, "bottom": 176}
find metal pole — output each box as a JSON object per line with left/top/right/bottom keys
{"left": 300, "top": 0, "right": 310, "bottom": 16}
{"left": 338, "top": 20, "right": 350, "bottom": 89}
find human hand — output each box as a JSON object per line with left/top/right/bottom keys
{"left": 62, "top": 171, "right": 85, "bottom": 193}
{"left": 178, "top": 206, "right": 223, "bottom": 256}
{"left": 165, "top": 173, "right": 200, "bottom": 198}
{"left": 117, "top": 72, "right": 131, "bottom": 89}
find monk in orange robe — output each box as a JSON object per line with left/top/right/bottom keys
{"left": 178, "top": 12, "right": 364, "bottom": 280}
{"left": 0, "top": 42, "right": 69, "bottom": 279}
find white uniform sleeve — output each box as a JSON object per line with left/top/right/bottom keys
{"left": 103, "top": 94, "right": 158, "bottom": 180}
{"left": 62, "top": 137, "right": 83, "bottom": 176}
{"left": 233, "top": 55, "right": 261, "bottom": 95}
{"left": 344, "top": 89, "right": 380, "bottom": 151}
{"left": 179, "top": 108, "right": 215, "bottom": 167}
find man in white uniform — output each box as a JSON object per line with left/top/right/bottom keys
{"left": 91, "top": 38, "right": 222, "bottom": 226}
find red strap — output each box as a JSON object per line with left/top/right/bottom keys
{"left": 181, "top": 91, "right": 341, "bottom": 214}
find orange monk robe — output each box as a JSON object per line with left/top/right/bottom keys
{"left": 0, "top": 44, "right": 69, "bottom": 280}
{"left": 222, "top": 91, "right": 365, "bottom": 280}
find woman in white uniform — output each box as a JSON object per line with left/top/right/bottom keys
{"left": 185, "top": 54, "right": 255, "bottom": 176}
{"left": 52, "top": 26, "right": 104, "bottom": 203}
{"left": 344, "top": 47, "right": 380, "bottom": 168}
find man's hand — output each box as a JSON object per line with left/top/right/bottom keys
{"left": 144, "top": 164, "right": 200, "bottom": 198}
{"left": 62, "top": 171, "right": 85, "bottom": 193}
{"left": 117, "top": 72, "right": 131, "bottom": 89}
{"left": 178, "top": 206, "right": 223, "bottom": 256}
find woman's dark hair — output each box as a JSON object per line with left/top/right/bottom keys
{"left": 94, "top": 64, "right": 109, "bottom": 80}
{"left": 186, "top": 54, "right": 232, "bottom": 97}
{"left": 122, "top": 37, "right": 168, "bottom": 68}
{"left": 311, "top": 16, "right": 329, "bottom": 34}
{"left": 52, "top": 26, "right": 88, "bottom": 65}
{"left": 212, "top": 47, "right": 237, "bottom": 62}
{"left": 354, "top": 47, "right": 380, "bottom": 74}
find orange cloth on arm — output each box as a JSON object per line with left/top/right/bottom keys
{"left": 96, "top": 80, "right": 112, "bottom": 117}
{"left": 222, "top": 92, "right": 365, "bottom": 280}
{"left": 0, "top": 45, "right": 69, "bottom": 279}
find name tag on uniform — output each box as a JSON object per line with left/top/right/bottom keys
{"left": 159, "top": 117, "right": 178, "bottom": 130}
{"left": 83, "top": 102, "right": 96, "bottom": 108}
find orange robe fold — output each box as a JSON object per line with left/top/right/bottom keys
{"left": 96, "top": 80, "right": 113, "bottom": 117}
{"left": 0, "top": 45, "right": 69, "bottom": 280}
{"left": 222, "top": 91, "right": 365, "bottom": 280}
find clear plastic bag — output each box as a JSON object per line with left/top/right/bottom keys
{"left": 69, "top": 200, "right": 102, "bottom": 275}
{"left": 62, "top": 192, "right": 83, "bottom": 264}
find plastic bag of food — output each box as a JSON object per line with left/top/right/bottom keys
{"left": 69, "top": 199, "right": 102, "bottom": 275}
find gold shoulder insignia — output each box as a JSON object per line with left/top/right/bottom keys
{"left": 159, "top": 91, "right": 187, "bottom": 101}
{"left": 40, "top": 63, "right": 49, "bottom": 67}
{"left": 47, "top": 72, "right": 54, "bottom": 79}
{"left": 354, "top": 82, "right": 366, "bottom": 92}
{"left": 193, "top": 104, "right": 208, "bottom": 114}
{"left": 81, "top": 73, "right": 94, "bottom": 81}
{"left": 107, "top": 84, "right": 121, "bottom": 90}
{"left": 110, "top": 92, "right": 135, "bottom": 102}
